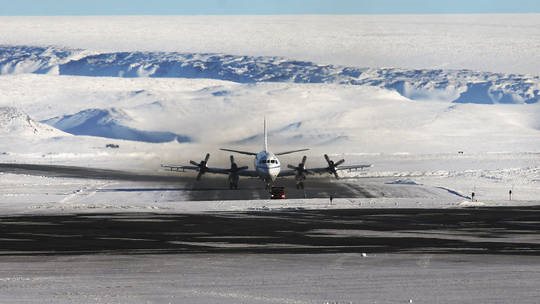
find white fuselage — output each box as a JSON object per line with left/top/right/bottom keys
{"left": 254, "top": 151, "right": 281, "bottom": 183}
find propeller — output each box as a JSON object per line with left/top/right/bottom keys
{"left": 226, "top": 155, "right": 248, "bottom": 189}
{"left": 324, "top": 154, "right": 345, "bottom": 179}
{"left": 190, "top": 153, "right": 210, "bottom": 180}
{"left": 287, "top": 155, "right": 313, "bottom": 181}
{"left": 227, "top": 155, "right": 248, "bottom": 175}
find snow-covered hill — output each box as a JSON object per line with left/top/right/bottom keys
{"left": 1, "top": 46, "right": 538, "bottom": 104}
{"left": 1, "top": 74, "right": 539, "bottom": 154}
{"left": 1, "top": 15, "right": 539, "bottom": 75}
{"left": 0, "top": 107, "right": 66, "bottom": 138}
{"left": 43, "top": 108, "right": 191, "bottom": 143}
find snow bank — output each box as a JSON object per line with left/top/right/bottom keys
{"left": 458, "top": 201, "right": 487, "bottom": 207}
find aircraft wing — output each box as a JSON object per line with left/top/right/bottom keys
{"left": 308, "top": 164, "right": 372, "bottom": 174}
{"left": 161, "top": 164, "right": 229, "bottom": 175}
{"left": 161, "top": 164, "right": 259, "bottom": 177}
{"left": 277, "top": 169, "right": 297, "bottom": 177}
{"left": 279, "top": 164, "right": 371, "bottom": 177}
{"left": 236, "top": 170, "right": 260, "bottom": 177}
{"left": 335, "top": 164, "right": 372, "bottom": 171}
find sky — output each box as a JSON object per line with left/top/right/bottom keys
{"left": 0, "top": 0, "right": 539, "bottom": 15}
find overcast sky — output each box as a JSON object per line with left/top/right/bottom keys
{"left": 0, "top": 0, "right": 539, "bottom": 15}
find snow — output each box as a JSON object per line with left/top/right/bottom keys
{"left": 0, "top": 15, "right": 539, "bottom": 75}
{"left": 0, "top": 150, "right": 539, "bottom": 216}
{"left": 0, "top": 106, "right": 67, "bottom": 137}
{"left": 43, "top": 108, "right": 191, "bottom": 143}
{"left": 458, "top": 201, "right": 487, "bottom": 207}
{"left": 0, "top": 15, "right": 537, "bottom": 209}
{"left": 1, "top": 253, "right": 538, "bottom": 304}
{"left": 0, "top": 74, "right": 538, "bottom": 154}
{"left": 1, "top": 46, "right": 538, "bottom": 104}
{"left": 0, "top": 73, "right": 537, "bottom": 209}
{"left": 0, "top": 15, "right": 538, "bottom": 304}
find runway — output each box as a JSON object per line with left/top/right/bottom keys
{"left": 1, "top": 164, "right": 539, "bottom": 303}
{"left": 0, "top": 162, "right": 376, "bottom": 200}
{"left": 1, "top": 207, "right": 538, "bottom": 256}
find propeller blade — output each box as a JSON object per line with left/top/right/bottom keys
{"left": 324, "top": 154, "right": 331, "bottom": 164}
{"left": 334, "top": 172, "right": 340, "bottom": 179}
{"left": 287, "top": 164, "right": 297, "bottom": 170}
{"left": 230, "top": 155, "right": 234, "bottom": 164}
{"left": 335, "top": 159, "right": 345, "bottom": 166}
{"left": 189, "top": 160, "right": 199, "bottom": 166}
{"left": 196, "top": 171, "right": 203, "bottom": 181}
{"left": 204, "top": 153, "right": 210, "bottom": 163}
{"left": 301, "top": 155, "right": 307, "bottom": 166}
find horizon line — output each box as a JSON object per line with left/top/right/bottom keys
{"left": 1, "top": 12, "right": 540, "bottom": 17}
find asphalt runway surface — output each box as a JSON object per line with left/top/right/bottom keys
{"left": 0, "top": 162, "right": 375, "bottom": 200}
{"left": 1, "top": 207, "right": 539, "bottom": 256}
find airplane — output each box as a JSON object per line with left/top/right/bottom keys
{"left": 161, "top": 119, "right": 371, "bottom": 190}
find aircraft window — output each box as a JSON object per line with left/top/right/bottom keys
{"left": 260, "top": 159, "right": 266, "bottom": 164}
{"left": 271, "top": 160, "right": 276, "bottom": 163}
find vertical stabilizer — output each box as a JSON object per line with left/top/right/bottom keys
{"left": 263, "top": 117, "right": 268, "bottom": 152}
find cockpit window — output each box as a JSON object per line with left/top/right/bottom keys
{"left": 260, "top": 159, "right": 278, "bottom": 165}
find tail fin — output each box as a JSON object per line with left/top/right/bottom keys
{"left": 263, "top": 117, "right": 268, "bottom": 152}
